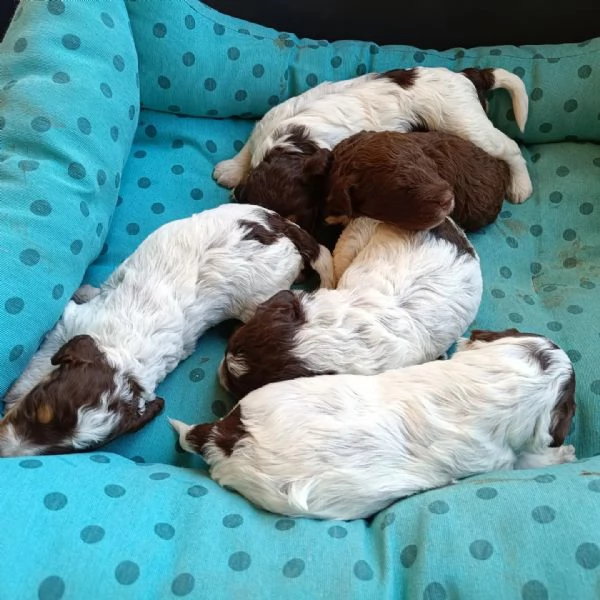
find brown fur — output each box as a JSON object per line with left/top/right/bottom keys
{"left": 185, "top": 405, "right": 247, "bottom": 456}
{"left": 430, "top": 219, "right": 476, "bottom": 258}
{"left": 233, "top": 125, "right": 332, "bottom": 234}
{"left": 0, "top": 335, "right": 164, "bottom": 454}
{"left": 221, "top": 290, "right": 334, "bottom": 400}
{"left": 461, "top": 67, "right": 496, "bottom": 111}
{"left": 325, "top": 130, "right": 510, "bottom": 232}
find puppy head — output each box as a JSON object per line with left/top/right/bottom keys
{"left": 233, "top": 131, "right": 332, "bottom": 233}
{"left": 219, "top": 290, "right": 313, "bottom": 399}
{"left": 458, "top": 328, "right": 576, "bottom": 447}
{"left": 0, "top": 335, "right": 146, "bottom": 456}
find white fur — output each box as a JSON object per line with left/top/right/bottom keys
{"left": 2, "top": 204, "right": 332, "bottom": 454}
{"left": 223, "top": 217, "right": 482, "bottom": 384}
{"left": 213, "top": 67, "right": 531, "bottom": 203}
{"left": 185, "top": 335, "right": 575, "bottom": 520}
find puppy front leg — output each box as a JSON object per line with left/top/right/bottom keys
{"left": 333, "top": 218, "right": 379, "bottom": 284}
{"left": 514, "top": 445, "right": 576, "bottom": 470}
{"left": 213, "top": 144, "right": 252, "bottom": 189}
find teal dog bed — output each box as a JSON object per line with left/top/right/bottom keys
{"left": 1, "top": 1, "right": 599, "bottom": 598}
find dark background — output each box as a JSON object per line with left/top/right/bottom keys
{"left": 1, "top": 1, "right": 599, "bottom": 50}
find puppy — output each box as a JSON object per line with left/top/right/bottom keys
{"left": 219, "top": 216, "right": 482, "bottom": 399}
{"left": 172, "top": 328, "right": 576, "bottom": 520}
{"left": 0, "top": 204, "right": 333, "bottom": 457}
{"left": 325, "top": 130, "right": 510, "bottom": 232}
{"left": 213, "top": 66, "right": 531, "bottom": 233}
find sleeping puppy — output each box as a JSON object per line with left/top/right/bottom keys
{"left": 172, "top": 328, "right": 576, "bottom": 520}
{"left": 325, "top": 130, "right": 511, "bottom": 232}
{"left": 0, "top": 204, "right": 333, "bottom": 457}
{"left": 213, "top": 66, "right": 531, "bottom": 233}
{"left": 219, "top": 216, "right": 482, "bottom": 399}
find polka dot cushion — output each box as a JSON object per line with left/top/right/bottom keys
{"left": 4, "top": 451, "right": 600, "bottom": 599}
{"left": 0, "top": 0, "right": 139, "bottom": 397}
{"left": 126, "top": 0, "right": 600, "bottom": 143}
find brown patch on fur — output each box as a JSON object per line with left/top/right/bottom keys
{"left": 549, "top": 369, "right": 576, "bottom": 447}
{"left": 0, "top": 336, "right": 161, "bottom": 454}
{"left": 469, "top": 328, "right": 522, "bottom": 343}
{"left": 325, "top": 130, "right": 509, "bottom": 233}
{"left": 221, "top": 290, "right": 332, "bottom": 399}
{"left": 233, "top": 125, "right": 332, "bottom": 234}
{"left": 381, "top": 68, "right": 418, "bottom": 89}
{"left": 186, "top": 405, "right": 247, "bottom": 457}
{"left": 240, "top": 211, "right": 321, "bottom": 278}
{"left": 430, "top": 219, "right": 476, "bottom": 258}
{"left": 461, "top": 68, "right": 495, "bottom": 111}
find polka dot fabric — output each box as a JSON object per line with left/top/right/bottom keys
{"left": 0, "top": 0, "right": 139, "bottom": 396}
{"left": 2, "top": 452, "right": 600, "bottom": 599}
{"left": 126, "top": 0, "right": 600, "bottom": 143}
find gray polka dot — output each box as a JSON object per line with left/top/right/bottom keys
{"left": 588, "top": 480, "right": 600, "bottom": 492}
{"left": 62, "top": 34, "right": 80, "bottom": 50}
{"left": 567, "top": 304, "right": 583, "bottom": 314}
{"left": 90, "top": 454, "right": 110, "bottom": 463}
{"left": 138, "top": 177, "right": 151, "bottom": 189}
{"left": 150, "top": 472, "right": 170, "bottom": 480}
{"left": 14, "top": 37, "right": 27, "bottom": 52}
{"left": 171, "top": 573, "right": 195, "bottom": 596}
{"left": 110, "top": 126, "right": 119, "bottom": 141}
{"left": 532, "top": 505, "right": 556, "bottom": 523}
{"left": 48, "top": 0, "right": 65, "bottom": 15}
{"left": 275, "top": 519, "right": 295, "bottom": 531}
{"left": 100, "top": 83, "right": 113, "bottom": 98}
{"left": 580, "top": 202, "right": 594, "bottom": 215}
{"left": 414, "top": 51, "right": 426, "bottom": 62}
{"left": 97, "top": 169, "right": 107, "bottom": 186}
{"left": 115, "top": 172, "right": 121, "bottom": 188}
{"left": 96, "top": 223, "right": 103, "bottom": 237}
{"left": 306, "top": 73, "right": 318, "bottom": 87}
{"left": 567, "top": 349, "right": 581, "bottom": 362}
{"left": 127, "top": 223, "right": 140, "bottom": 236}
{"left": 158, "top": 75, "right": 171, "bottom": 89}
{"left": 213, "top": 23, "right": 225, "bottom": 35}
{"left": 328, "top": 525, "right": 347, "bottom": 538}
{"left": 556, "top": 165, "right": 570, "bottom": 177}
{"left": 80, "top": 525, "right": 105, "bottom": 543}
{"left": 400, "top": 545, "right": 418, "bottom": 568}
{"left": 423, "top": 582, "right": 447, "bottom": 600}
{"left": 204, "top": 78, "right": 217, "bottom": 91}
{"left": 171, "top": 164, "right": 184, "bottom": 175}
{"left": 283, "top": 558, "right": 305, "bottom": 578}
{"left": 469, "top": 539, "right": 493, "bottom": 560}
{"left": 252, "top": 64, "right": 265, "bottom": 78}
{"left": 211, "top": 400, "right": 226, "bottom": 418}
{"left": 267, "top": 95, "right": 279, "bottom": 106}
{"left": 10, "top": 345, "right": 24, "bottom": 361}
{"left": 115, "top": 561, "right": 140, "bottom": 585}
{"left": 168, "top": 105, "right": 181, "bottom": 113}
{"left": 44, "top": 492, "right": 67, "bottom": 510}
{"left": 539, "top": 123, "right": 552, "bottom": 133}
{"left": 77, "top": 117, "right": 91, "bottom": 134}
{"left": 31, "top": 116, "right": 51, "bottom": 132}
{"left": 369, "top": 44, "right": 380, "bottom": 54}
{"left": 227, "top": 47, "right": 240, "bottom": 60}
{"left": 500, "top": 266, "right": 512, "bottom": 279}
{"left": 189, "top": 368, "right": 205, "bottom": 382}
{"left": 353, "top": 560, "right": 373, "bottom": 581}
{"left": 187, "top": 485, "right": 207, "bottom": 497}
{"left": 38, "top": 576, "right": 65, "bottom": 600}
{"left": 506, "top": 236, "right": 518, "bottom": 248}
{"left": 151, "top": 203, "right": 164, "bottom": 214}
{"left": 185, "top": 15, "right": 195, "bottom": 29}
{"left": 428, "top": 500, "right": 449, "bottom": 514}
{"left": 549, "top": 191, "right": 563, "bottom": 204}
{"left": 228, "top": 551, "right": 251, "bottom": 571}
{"left": 5, "top": 297, "right": 24, "bottom": 314}
{"left": 18, "top": 160, "right": 39, "bottom": 171}
{"left": 591, "top": 381, "right": 600, "bottom": 395}
{"left": 52, "top": 284, "right": 64, "bottom": 300}
{"left": 153, "top": 23, "right": 167, "bottom": 38}
{"left": 104, "top": 484, "right": 125, "bottom": 498}
{"left": 563, "top": 228, "right": 576, "bottom": 241}
{"left": 235, "top": 89, "right": 247, "bottom": 101}
{"left": 476, "top": 487, "right": 498, "bottom": 499}
{"left": 356, "top": 63, "right": 367, "bottom": 76}
{"left": 530, "top": 224, "right": 543, "bottom": 236}
{"left": 581, "top": 280, "right": 595, "bottom": 290}
{"left": 576, "top": 543, "right": 600, "bottom": 569}
{"left": 20, "top": 249, "right": 40, "bottom": 266}
{"left": 509, "top": 313, "right": 523, "bottom": 323}
{"left": 20, "top": 458, "right": 41, "bottom": 468}
{"left": 145, "top": 124, "right": 157, "bottom": 138}
{"left": 531, "top": 88, "right": 543, "bottom": 101}
{"left": 380, "top": 512, "right": 396, "bottom": 529}
{"left": 491, "top": 289, "right": 505, "bottom": 299}
{"left": 522, "top": 580, "right": 548, "bottom": 600}
{"left": 101, "top": 12, "right": 114, "bottom": 28}
{"left": 547, "top": 321, "right": 563, "bottom": 331}
{"left": 523, "top": 295, "right": 535, "bottom": 305}
{"left": 535, "top": 474, "right": 556, "bottom": 483}
{"left": 563, "top": 257, "right": 577, "bottom": 269}
{"left": 155, "top": 523, "right": 175, "bottom": 540}
{"left": 182, "top": 51, "right": 195, "bottom": 66}
{"left": 113, "top": 55, "right": 124, "bottom": 72}
{"left": 190, "top": 188, "right": 203, "bottom": 200}
{"left": 0, "top": 116, "right": 6, "bottom": 130}
{"left": 513, "top": 66, "right": 526, "bottom": 77}
{"left": 564, "top": 99, "right": 578, "bottom": 112}
{"left": 578, "top": 65, "right": 592, "bottom": 78}
{"left": 68, "top": 162, "right": 86, "bottom": 180}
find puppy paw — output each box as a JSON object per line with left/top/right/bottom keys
{"left": 557, "top": 444, "right": 577, "bottom": 463}
{"left": 506, "top": 170, "right": 533, "bottom": 204}
{"left": 213, "top": 159, "right": 246, "bottom": 188}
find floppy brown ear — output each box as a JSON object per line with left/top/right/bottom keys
{"left": 325, "top": 183, "right": 354, "bottom": 218}
{"left": 51, "top": 335, "right": 101, "bottom": 366}
{"left": 469, "top": 328, "right": 521, "bottom": 343}
{"left": 304, "top": 148, "right": 333, "bottom": 178}
{"left": 256, "top": 290, "right": 303, "bottom": 320}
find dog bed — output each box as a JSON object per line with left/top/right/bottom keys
{"left": 1, "top": 1, "right": 599, "bottom": 598}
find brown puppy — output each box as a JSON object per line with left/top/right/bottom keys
{"left": 325, "top": 130, "right": 511, "bottom": 232}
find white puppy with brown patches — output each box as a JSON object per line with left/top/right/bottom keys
{"left": 0, "top": 204, "right": 333, "bottom": 457}
{"left": 172, "top": 329, "right": 576, "bottom": 520}
{"left": 219, "top": 216, "right": 482, "bottom": 399}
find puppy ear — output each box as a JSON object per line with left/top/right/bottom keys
{"left": 325, "top": 182, "right": 353, "bottom": 218}
{"left": 51, "top": 335, "right": 101, "bottom": 366}
{"left": 256, "top": 290, "right": 303, "bottom": 321}
{"left": 304, "top": 148, "right": 333, "bottom": 178}
{"left": 469, "top": 329, "right": 521, "bottom": 343}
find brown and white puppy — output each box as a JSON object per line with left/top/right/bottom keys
{"left": 325, "top": 130, "right": 510, "bottom": 232}
{"left": 215, "top": 66, "right": 530, "bottom": 234}
{"left": 172, "top": 328, "right": 576, "bottom": 520}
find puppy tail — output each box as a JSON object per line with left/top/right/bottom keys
{"left": 491, "top": 68, "right": 529, "bottom": 133}
{"left": 311, "top": 244, "right": 335, "bottom": 289}
{"left": 462, "top": 67, "right": 529, "bottom": 133}
{"left": 169, "top": 417, "right": 210, "bottom": 456}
